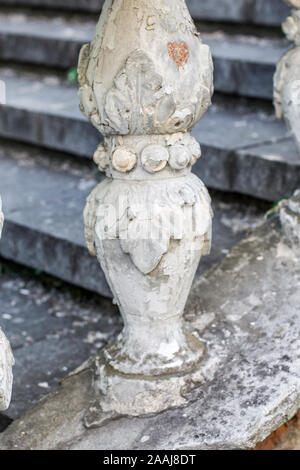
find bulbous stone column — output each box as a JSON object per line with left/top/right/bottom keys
{"left": 0, "top": 198, "right": 14, "bottom": 411}
{"left": 274, "top": 0, "right": 300, "bottom": 154}
{"left": 78, "top": 0, "right": 214, "bottom": 428}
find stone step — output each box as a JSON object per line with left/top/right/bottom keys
{"left": 206, "top": 34, "right": 288, "bottom": 100}
{"left": 0, "top": 12, "right": 289, "bottom": 99}
{"left": 0, "top": 11, "right": 95, "bottom": 69}
{"left": 0, "top": 150, "right": 111, "bottom": 298}
{"left": 0, "top": 0, "right": 289, "bottom": 26}
{"left": 0, "top": 146, "right": 266, "bottom": 298}
{"left": 0, "top": 266, "right": 121, "bottom": 420}
{"left": 190, "top": 0, "right": 289, "bottom": 26}
{"left": 0, "top": 69, "right": 299, "bottom": 201}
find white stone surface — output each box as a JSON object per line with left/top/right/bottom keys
{"left": 280, "top": 189, "right": 300, "bottom": 242}
{"left": 0, "top": 198, "right": 14, "bottom": 411}
{"left": 0, "top": 198, "right": 3, "bottom": 239}
{"left": 79, "top": 0, "right": 214, "bottom": 426}
{"left": 0, "top": 214, "right": 299, "bottom": 450}
{"left": 274, "top": 0, "right": 300, "bottom": 154}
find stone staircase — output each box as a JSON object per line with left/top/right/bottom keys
{"left": 0, "top": 0, "right": 299, "bottom": 441}
{"left": 0, "top": 0, "right": 299, "bottom": 297}
{"left": 0, "top": 0, "right": 291, "bottom": 23}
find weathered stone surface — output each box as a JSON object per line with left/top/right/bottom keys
{"left": 274, "top": 2, "right": 300, "bottom": 155}
{"left": 0, "top": 199, "right": 14, "bottom": 412}
{"left": 0, "top": 12, "right": 93, "bottom": 69}
{"left": 0, "top": 216, "right": 298, "bottom": 449}
{"left": 0, "top": 149, "right": 265, "bottom": 297}
{"left": 189, "top": 0, "right": 289, "bottom": 26}
{"left": 0, "top": 69, "right": 294, "bottom": 200}
{"left": 0, "top": 198, "right": 3, "bottom": 239}
{"left": 222, "top": 138, "right": 300, "bottom": 201}
{"left": 0, "top": 12, "right": 288, "bottom": 99}
{"left": 77, "top": 0, "right": 215, "bottom": 423}
{"left": 0, "top": 183, "right": 265, "bottom": 422}
{"left": 0, "top": 69, "right": 99, "bottom": 158}
{"left": 204, "top": 35, "right": 288, "bottom": 100}
{"left": 0, "top": 269, "right": 121, "bottom": 420}
{"left": 0, "top": 329, "right": 13, "bottom": 411}
{"left": 0, "top": 153, "right": 110, "bottom": 297}
{"left": 195, "top": 115, "right": 298, "bottom": 201}
{"left": 280, "top": 189, "right": 300, "bottom": 243}
{"left": 0, "top": 0, "right": 104, "bottom": 13}
{"left": 0, "top": 0, "right": 289, "bottom": 26}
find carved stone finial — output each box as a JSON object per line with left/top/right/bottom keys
{"left": 274, "top": 0, "right": 300, "bottom": 154}
{"left": 0, "top": 198, "right": 14, "bottom": 411}
{"left": 79, "top": 0, "right": 214, "bottom": 427}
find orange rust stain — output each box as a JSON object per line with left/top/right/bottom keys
{"left": 168, "top": 41, "right": 189, "bottom": 69}
{"left": 255, "top": 411, "right": 300, "bottom": 450}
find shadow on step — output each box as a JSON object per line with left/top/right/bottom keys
{"left": 0, "top": 413, "right": 12, "bottom": 433}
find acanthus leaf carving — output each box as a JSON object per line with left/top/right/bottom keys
{"left": 79, "top": 42, "right": 213, "bottom": 136}
{"left": 104, "top": 49, "right": 177, "bottom": 135}
{"left": 85, "top": 175, "right": 212, "bottom": 276}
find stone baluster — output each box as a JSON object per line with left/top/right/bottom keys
{"left": 274, "top": 0, "right": 300, "bottom": 154}
{"left": 78, "top": 0, "right": 214, "bottom": 428}
{"left": 0, "top": 198, "right": 14, "bottom": 411}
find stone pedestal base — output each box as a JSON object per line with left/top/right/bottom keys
{"left": 84, "top": 334, "right": 205, "bottom": 428}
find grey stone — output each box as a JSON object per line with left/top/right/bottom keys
{"left": 0, "top": 0, "right": 104, "bottom": 13}
{"left": 0, "top": 272, "right": 119, "bottom": 351}
{"left": 0, "top": 216, "right": 298, "bottom": 450}
{"left": 195, "top": 97, "right": 289, "bottom": 152}
{"left": 280, "top": 189, "right": 300, "bottom": 244}
{"left": 10, "top": 334, "right": 113, "bottom": 420}
{"left": 0, "top": 185, "right": 263, "bottom": 422}
{"left": 0, "top": 150, "right": 265, "bottom": 297}
{"left": 0, "top": 154, "right": 110, "bottom": 297}
{"left": 188, "top": 0, "right": 289, "bottom": 26}
{"left": 0, "top": 69, "right": 100, "bottom": 158}
{"left": 0, "top": 12, "right": 93, "bottom": 69}
{"left": 0, "top": 69, "right": 295, "bottom": 200}
{"left": 204, "top": 35, "right": 289, "bottom": 100}
{"left": 234, "top": 139, "right": 300, "bottom": 200}
{"left": 0, "top": 12, "right": 289, "bottom": 99}
{"left": 0, "top": 0, "right": 289, "bottom": 26}
{"left": 0, "top": 269, "right": 121, "bottom": 420}
{"left": 198, "top": 137, "right": 300, "bottom": 201}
